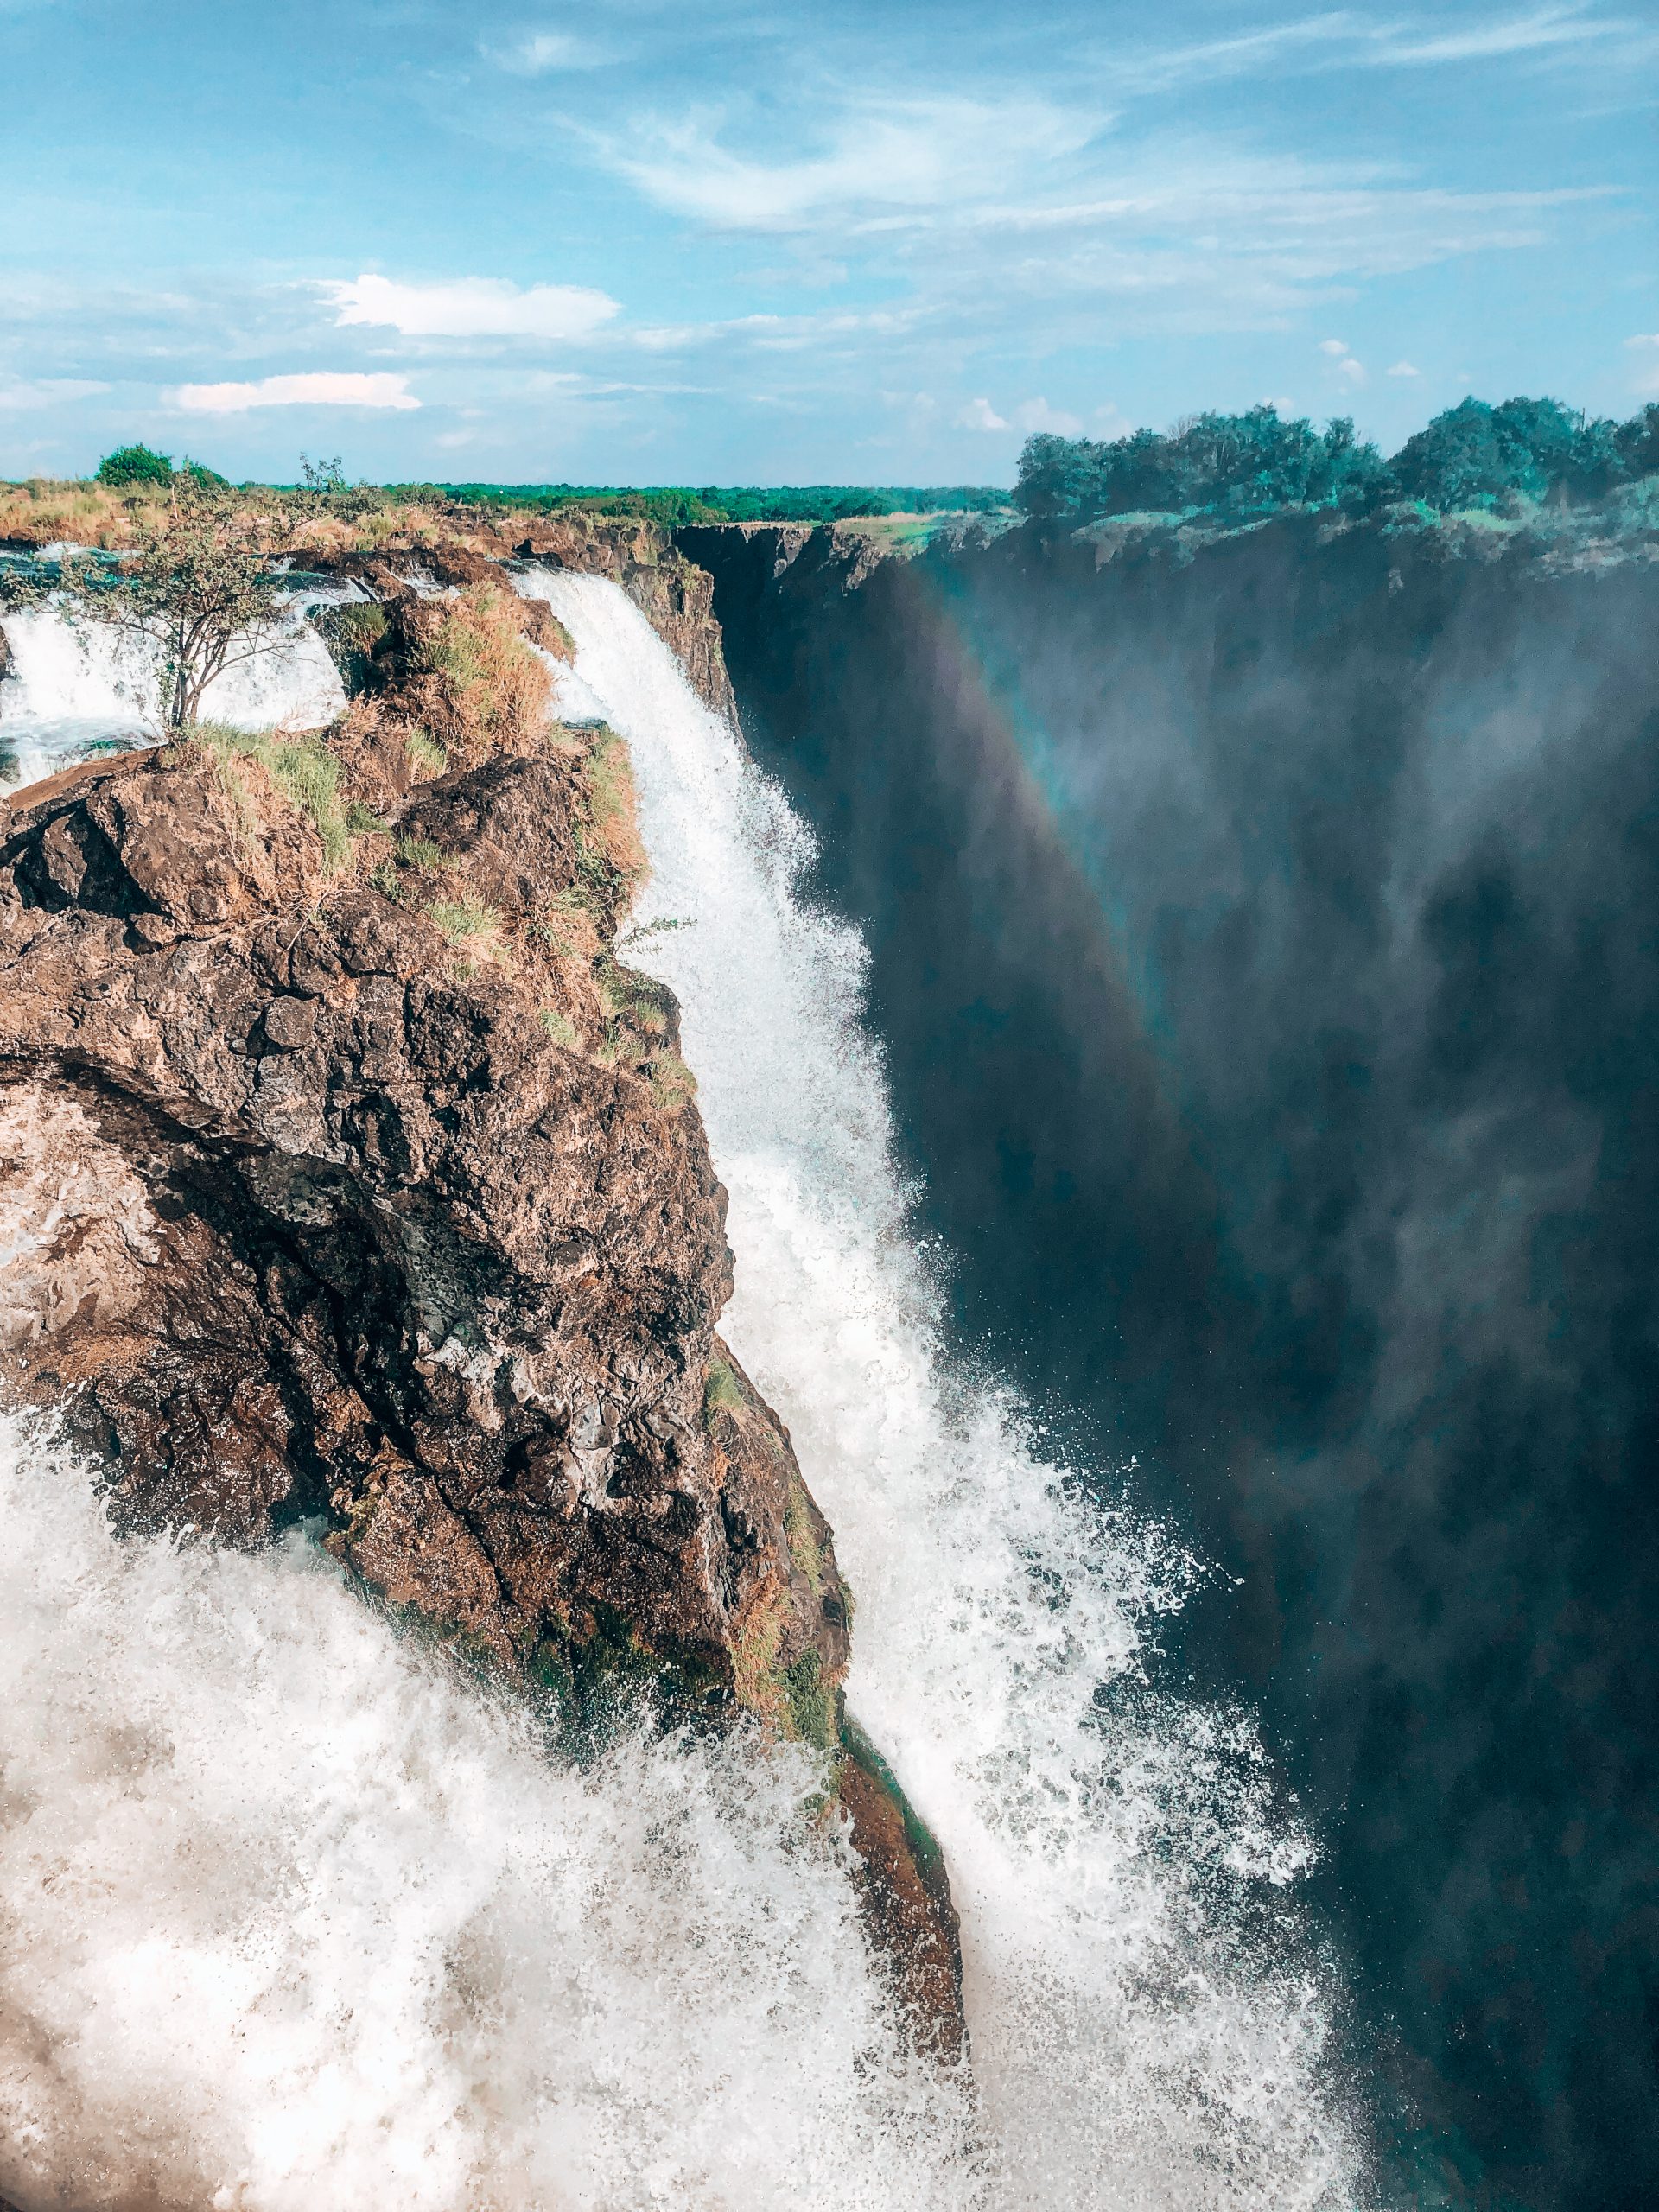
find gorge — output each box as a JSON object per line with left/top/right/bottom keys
{"left": 682, "top": 508, "right": 1659, "bottom": 2212}
{"left": 1, "top": 494, "right": 1653, "bottom": 2212}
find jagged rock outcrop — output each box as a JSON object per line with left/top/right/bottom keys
{"left": 0, "top": 577, "right": 963, "bottom": 2054}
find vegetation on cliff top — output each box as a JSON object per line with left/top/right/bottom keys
{"left": 1015, "top": 395, "right": 1659, "bottom": 530}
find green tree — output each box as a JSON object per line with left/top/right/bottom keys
{"left": 3, "top": 481, "right": 289, "bottom": 730}
{"left": 95, "top": 442, "right": 175, "bottom": 488}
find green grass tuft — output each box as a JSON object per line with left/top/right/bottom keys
{"left": 426, "top": 893, "right": 504, "bottom": 958}
{"left": 189, "top": 721, "right": 356, "bottom": 873}
{"left": 703, "top": 1357, "right": 745, "bottom": 1421}
{"left": 396, "top": 833, "right": 448, "bottom": 872}
{"left": 405, "top": 729, "right": 447, "bottom": 779}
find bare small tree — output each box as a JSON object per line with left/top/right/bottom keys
{"left": 1, "top": 482, "right": 290, "bottom": 731}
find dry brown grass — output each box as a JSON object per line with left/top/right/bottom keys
{"left": 399, "top": 583, "right": 551, "bottom": 764}
{"left": 579, "top": 725, "right": 647, "bottom": 896}
{"left": 0, "top": 478, "right": 557, "bottom": 562}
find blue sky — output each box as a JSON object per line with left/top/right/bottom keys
{"left": 3, "top": 0, "right": 1656, "bottom": 484}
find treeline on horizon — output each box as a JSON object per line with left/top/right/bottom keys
{"left": 1014, "top": 395, "right": 1659, "bottom": 529}
{"left": 65, "top": 394, "right": 1659, "bottom": 533}
{"left": 419, "top": 483, "right": 1011, "bottom": 524}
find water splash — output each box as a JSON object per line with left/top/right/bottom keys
{"left": 0, "top": 600, "right": 345, "bottom": 792}
{"left": 521, "top": 569, "right": 1370, "bottom": 2210}
{"left": 0, "top": 1416, "right": 978, "bottom": 2212}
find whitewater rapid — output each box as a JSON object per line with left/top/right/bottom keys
{"left": 0, "top": 579, "right": 1370, "bottom": 2211}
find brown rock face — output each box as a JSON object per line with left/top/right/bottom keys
{"left": 0, "top": 740, "right": 832, "bottom": 1697}
{"left": 0, "top": 602, "right": 966, "bottom": 2055}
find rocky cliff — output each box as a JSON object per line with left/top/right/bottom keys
{"left": 0, "top": 562, "right": 961, "bottom": 2052}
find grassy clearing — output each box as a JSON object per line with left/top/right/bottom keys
{"left": 189, "top": 721, "right": 355, "bottom": 873}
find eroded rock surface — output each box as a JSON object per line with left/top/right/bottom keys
{"left": 0, "top": 618, "right": 963, "bottom": 2054}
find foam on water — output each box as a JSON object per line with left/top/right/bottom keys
{"left": 0, "top": 1416, "right": 978, "bottom": 2212}
{"left": 0, "top": 599, "right": 345, "bottom": 791}
{"left": 521, "top": 570, "right": 1371, "bottom": 2210}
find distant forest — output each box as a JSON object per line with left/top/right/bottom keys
{"left": 71, "top": 396, "right": 1659, "bottom": 532}
{"left": 418, "top": 483, "right": 1013, "bottom": 526}
{"left": 1013, "top": 395, "right": 1659, "bottom": 528}
{"left": 422, "top": 397, "right": 1659, "bottom": 529}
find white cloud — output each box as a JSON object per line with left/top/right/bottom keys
{"left": 171, "top": 372, "right": 420, "bottom": 414}
{"left": 1319, "top": 337, "right": 1350, "bottom": 355}
{"left": 484, "top": 29, "right": 613, "bottom": 73}
{"left": 0, "top": 378, "right": 109, "bottom": 410}
{"left": 1014, "top": 397, "right": 1083, "bottom": 435}
{"left": 1388, "top": 359, "right": 1422, "bottom": 376}
{"left": 1338, "top": 355, "right": 1367, "bottom": 382}
{"left": 958, "top": 396, "right": 1010, "bottom": 431}
{"left": 323, "top": 273, "right": 620, "bottom": 341}
{"left": 1626, "top": 333, "right": 1659, "bottom": 348}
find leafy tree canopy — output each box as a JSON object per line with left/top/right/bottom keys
{"left": 1015, "top": 396, "right": 1659, "bottom": 529}
{"left": 95, "top": 442, "right": 175, "bottom": 488}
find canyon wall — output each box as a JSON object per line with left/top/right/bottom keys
{"left": 681, "top": 513, "right": 1659, "bottom": 2212}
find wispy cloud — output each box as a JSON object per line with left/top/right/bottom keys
{"left": 171, "top": 372, "right": 420, "bottom": 413}
{"left": 1388, "top": 359, "right": 1423, "bottom": 377}
{"left": 1105, "top": 4, "right": 1647, "bottom": 91}
{"left": 482, "top": 29, "right": 617, "bottom": 74}
{"left": 323, "top": 273, "right": 620, "bottom": 341}
{"left": 601, "top": 96, "right": 1103, "bottom": 232}
{"left": 958, "top": 396, "right": 1010, "bottom": 431}
{"left": 0, "top": 377, "right": 109, "bottom": 409}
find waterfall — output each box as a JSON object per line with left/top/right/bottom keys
{"left": 518, "top": 570, "right": 1370, "bottom": 2211}
{"left": 0, "top": 570, "right": 1370, "bottom": 2212}
{"left": 0, "top": 599, "right": 346, "bottom": 793}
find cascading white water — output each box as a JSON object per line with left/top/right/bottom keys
{"left": 518, "top": 570, "right": 1371, "bottom": 2211}
{"left": 0, "top": 599, "right": 346, "bottom": 791}
{"left": 0, "top": 1414, "right": 978, "bottom": 2212}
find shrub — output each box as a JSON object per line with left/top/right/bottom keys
{"left": 539, "top": 1007, "right": 578, "bottom": 1050}
{"left": 96, "top": 443, "right": 174, "bottom": 488}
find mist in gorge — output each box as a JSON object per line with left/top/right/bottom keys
{"left": 684, "top": 512, "right": 1659, "bottom": 2212}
